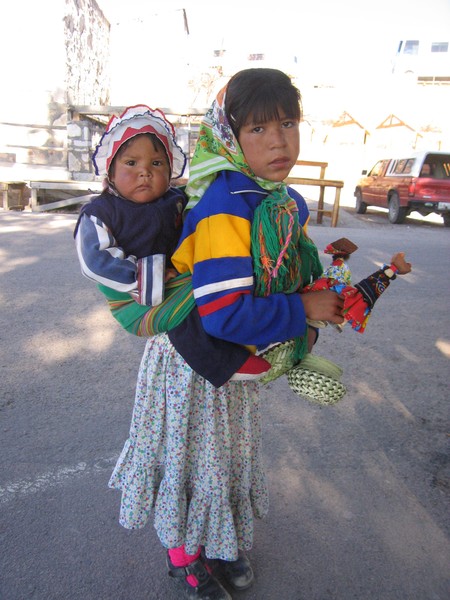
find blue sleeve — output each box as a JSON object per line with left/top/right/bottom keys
{"left": 200, "top": 284, "right": 308, "bottom": 349}
{"left": 74, "top": 213, "right": 165, "bottom": 305}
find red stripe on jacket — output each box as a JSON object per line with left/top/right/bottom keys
{"left": 198, "top": 290, "right": 251, "bottom": 317}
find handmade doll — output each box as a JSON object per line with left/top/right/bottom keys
{"left": 302, "top": 238, "right": 411, "bottom": 333}
{"left": 261, "top": 238, "right": 411, "bottom": 403}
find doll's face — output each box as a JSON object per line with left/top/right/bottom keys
{"left": 109, "top": 134, "right": 170, "bottom": 203}
{"left": 238, "top": 113, "right": 299, "bottom": 182}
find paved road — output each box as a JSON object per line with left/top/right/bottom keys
{"left": 1, "top": 207, "right": 449, "bottom": 600}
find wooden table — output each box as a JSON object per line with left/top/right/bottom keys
{"left": 287, "top": 160, "right": 344, "bottom": 227}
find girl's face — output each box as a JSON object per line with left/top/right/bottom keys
{"left": 237, "top": 114, "right": 300, "bottom": 182}
{"left": 109, "top": 135, "right": 170, "bottom": 203}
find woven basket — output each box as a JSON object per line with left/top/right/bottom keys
{"left": 287, "top": 353, "right": 346, "bottom": 406}
{"left": 259, "top": 340, "right": 297, "bottom": 383}
{"left": 297, "top": 353, "right": 343, "bottom": 379}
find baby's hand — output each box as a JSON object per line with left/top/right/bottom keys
{"left": 165, "top": 268, "right": 178, "bottom": 283}
{"left": 391, "top": 252, "right": 412, "bottom": 275}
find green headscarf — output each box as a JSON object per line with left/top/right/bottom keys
{"left": 186, "top": 85, "right": 282, "bottom": 210}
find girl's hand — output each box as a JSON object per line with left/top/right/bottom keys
{"left": 301, "top": 289, "right": 345, "bottom": 324}
{"left": 391, "top": 252, "right": 412, "bottom": 275}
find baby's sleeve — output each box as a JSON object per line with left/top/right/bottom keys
{"left": 75, "top": 213, "right": 165, "bottom": 306}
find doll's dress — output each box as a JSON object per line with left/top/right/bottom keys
{"left": 323, "top": 257, "right": 352, "bottom": 286}
{"left": 302, "top": 277, "right": 370, "bottom": 333}
{"left": 302, "top": 257, "right": 371, "bottom": 333}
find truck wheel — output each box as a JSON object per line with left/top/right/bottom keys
{"left": 388, "top": 192, "right": 407, "bottom": 224}
{"left": 355, "top": 189, "right": 367, "bottom": 214}
{"left": 443, "top": 213, "right": 450, "bottom": 227}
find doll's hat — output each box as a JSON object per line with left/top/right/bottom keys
{"left": 92, "top": 105, "right": 187, "bottom": 179}
{"left": 324, "top": 238, "right": 358, "bottom": 256}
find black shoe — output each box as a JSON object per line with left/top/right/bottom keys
{"left": 167, "top": 553, "right": 232, "bottom": 600}
{"left": 204, "top": 550, "right": 254, "bottom": 591}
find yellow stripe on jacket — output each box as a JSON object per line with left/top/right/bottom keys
{"left": 172, "top": 213, "right": 252, "bottom": 274}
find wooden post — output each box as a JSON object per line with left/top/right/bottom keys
{"left": 285, "top": 176, "right": 344, "bottom": 227}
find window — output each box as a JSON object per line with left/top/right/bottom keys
{"left": 369, "top": 160, "right": 385, "bottom": 177}
{"left": 427, "top": 154, "right": 450, "bottom": 179}
{"left": 404, "top": 40, "right": 419, "bottom": 55}
{"left": 393, "top": 159, "right": 407, "bottom": 174}
{"left": 419, "top": 164, "right": 431, "bottom": 177}
{"left": 431, "top": 42, "right": 448, "bottom": 53}
{"left": 418, "top": 75, "right": 450, "bottom": 85}
{"left": 248, "top": 53, "right": 264, "bottom": 61}
{"left": 403, "top": 159, "right": 415, "bottom": 174}
{"left": 392, "top": 159, "right": 414, "bottom": 175}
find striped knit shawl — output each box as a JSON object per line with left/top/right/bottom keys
{"left": 251, "top": 189, "right": 323, "bottom": 297}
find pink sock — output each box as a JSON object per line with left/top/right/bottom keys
{"left": 168, "top": 544, "right": 201, "bottom": 587}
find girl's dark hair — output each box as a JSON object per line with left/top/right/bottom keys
{"left": 225, "top": 68, "right": 302, "bottom": 137}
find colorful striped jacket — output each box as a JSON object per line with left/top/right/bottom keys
{"left": 172, "top": 170, "right": 311, "bottom": 349}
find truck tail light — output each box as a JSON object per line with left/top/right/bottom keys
{"left": 408, "top": 179, "right": 416, "bottom": 197}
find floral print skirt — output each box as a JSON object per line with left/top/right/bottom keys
{"left": 109, "top": 334, "right": 269, "bottom": 561}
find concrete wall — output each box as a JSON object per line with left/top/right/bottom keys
{"left": 0, "top": 0, "right": 110, "bottom": 183}
{"left": 64, "top": 0, "right": 110, "bottom": 106}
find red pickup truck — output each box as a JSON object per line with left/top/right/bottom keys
{"left": 354, "top": 151, "right": 450, "bottom": 226}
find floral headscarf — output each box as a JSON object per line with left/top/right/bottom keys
{"left": 186, "top": 86, "right": 284, "bottom": 210}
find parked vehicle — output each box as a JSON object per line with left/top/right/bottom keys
{"left": 354, "top": 151, "right": 450, "bottom": 226}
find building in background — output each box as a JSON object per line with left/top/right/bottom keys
{"left": 392, "top": 36, "right": 450, "bottom": 85}
{"left": 0, "top": 1, "right": 449, "bottom": 210}
{"left": 0, "top": 0, "right": 110, "bottom": 188}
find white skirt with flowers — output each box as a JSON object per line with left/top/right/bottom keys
{"left": 108, "top": 333, "right": 269, "bottom": 561}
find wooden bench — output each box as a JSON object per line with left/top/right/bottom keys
{"left": 286, "top": 160, "right": 344, "bottom": 227}
{"left": 29, "top": 181, "right": 103, "bottom": 212}
{"left": 0, "top": 181, "right": 28, "bottom": 210}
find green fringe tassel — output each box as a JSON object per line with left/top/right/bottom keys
{"left": 251, "top": 189, "right": 323, "bottom": 362}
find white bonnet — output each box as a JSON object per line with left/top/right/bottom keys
{"left": 92, "top": 105, "right": 187, "bottom": 179}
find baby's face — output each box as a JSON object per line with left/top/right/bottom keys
{"left": 110, "top": 135, "right": 170, "bottom": 203}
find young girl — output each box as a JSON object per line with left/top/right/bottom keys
{"left": 108, "top": 69, "right": 344, "bottom": 600}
